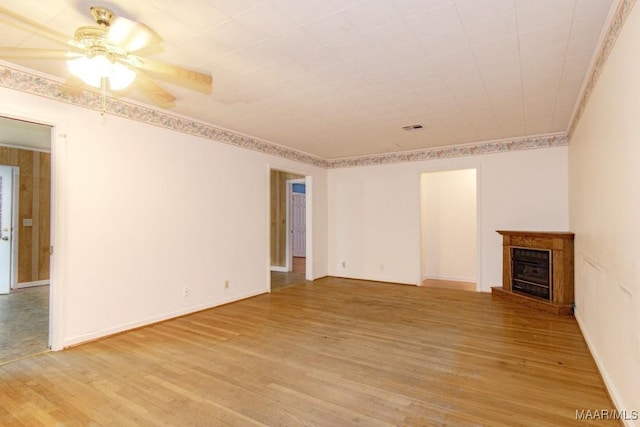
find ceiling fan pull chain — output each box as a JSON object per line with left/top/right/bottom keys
{"left": 101, "top": 77, "right": 106, "bottom": 116}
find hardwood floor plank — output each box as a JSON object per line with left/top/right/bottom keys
{"left": 0, "top": 277, "right": 619, "bottom": 426}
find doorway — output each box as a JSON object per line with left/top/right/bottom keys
{"left": 0, "top": 165, "right": 16, "bottom": 295}
{"left": 420, "top": 168, "right": 478, "bottom": 291}
{"left": 0, "top": 116, "right": 52, "bottom": 363}
{"left": 269, "top": 169, "right": 310, "bottom": 291}
{"left": 289, "top": 179, "right": 306, "bottom": 273}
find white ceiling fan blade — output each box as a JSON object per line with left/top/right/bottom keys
{"left": 0, "top": 5, "right": 73, "bottom": 47}
{"left": 135, "top": 71, "right": 177, "bottom": 109}
{"left": 0, "top": 47, "right": 83, "bottom": 59}
{"left": 130, "top": 56, "right": 212, "bottom": 94}
{"left": 107, "top": 17, "right": 163, "bottom": 54}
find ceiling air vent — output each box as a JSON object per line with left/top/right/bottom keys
{"left": 402, "top": 124, "right": 424, "bottom": 131}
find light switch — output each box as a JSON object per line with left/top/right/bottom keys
{"left": 23, "top": 218, "right": 33, "bottom": 227}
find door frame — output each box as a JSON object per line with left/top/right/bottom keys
{"left": 9, "top": 166, "right": 19, "bottom": 290}
{"left": 286, "top": 178, "right": 306, "bottom": 271}
{"left": 0, "top": 165, "right": 17, "bottom": 294}
{"left": 0, "top": 108, "right": 66, "bottom": 352}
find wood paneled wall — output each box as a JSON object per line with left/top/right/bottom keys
{"left": 0, "top": 146, "right": 50, "bottom": 283}
{"left": 270, "top": 170, "right": 304, "bottom": 267}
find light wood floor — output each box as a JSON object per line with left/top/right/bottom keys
{"left": 0, "top": 277, "right": 617, "bottom": 426}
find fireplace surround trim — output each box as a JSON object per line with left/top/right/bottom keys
{"left": 492, "top": 230, "right": 575, "bottom": 315}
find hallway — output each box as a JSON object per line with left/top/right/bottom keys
{"left": 0, "top": 286, "right": 49, "bottom": 364}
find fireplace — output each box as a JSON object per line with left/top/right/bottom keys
{"left": 511, "top": 248, "right": 551, "bottom": 300}
{"left": 492, "top": 231, "right": 574, "bottom": 315}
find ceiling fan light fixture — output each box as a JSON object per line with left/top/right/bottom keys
{"left": 67, "top": 56, "right": 102, "bottom": 87}
{"left": 66, "top": 55, "right": 135, "bottom": 90}
{"left": 89, "top": 54, "right": 111, "bottom": 77}
{"left": 109, "top": 62, "right": 136, "bottom": 90}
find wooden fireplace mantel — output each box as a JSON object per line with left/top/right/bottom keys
{"left": 492, "top": 230, "right": 575, "bottom": 315}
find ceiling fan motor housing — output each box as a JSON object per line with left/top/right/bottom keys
{"left": 90, "top": 6, "right": 115, "bottom": 27}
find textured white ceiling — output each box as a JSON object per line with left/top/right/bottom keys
{"left": 0, "top": 0, "right": 615, "bottom": 159}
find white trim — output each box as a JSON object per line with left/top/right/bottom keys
{"left": 15, "top": 279, "right": 49, "bottom": 289}
{"left": 49, "top": 123, "right": 65, "bottom": 351}
{"left": 304, "top": 176, "right": 313, "bottom": 281}
{"left": 9, "top": 167, "right": 19, "bottom": 290}
{"left": 284, "top": 179, "right": 292, "bottom": 272}
{"left": 423, "top": 275, "right": 476, "bottom": 283}
{"left": 270, "top": 266, "right": 288, "bottom": 272}
{"left": 266, "top": 164, "right": 272, "bottom": 292}
{"left": 574, "top": 310, "right": 632, "bottom": 427}
{"left": 62, "top": 289, "right": 267, "bottom": 349}
{"left": 474, "top": 166, "right": 482, "bottom": 293}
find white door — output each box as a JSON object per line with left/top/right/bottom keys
{"left": 0, "top": 165, "right": 13, "bottom": 294}
{"left": 291, "top": 192, "right": 306, "bottom": 257}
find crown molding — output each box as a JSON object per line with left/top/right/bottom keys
{"left": 326, "top": 133, "right": 568, "bottom": 168}
{"left": 568, "top": 0, "right": 637, "bottom": 138}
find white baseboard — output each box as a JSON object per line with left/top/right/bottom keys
{"left": 423, "top": 275, "right": 476, "bottom": 283}
{"left": 62, "top": 289, "right": 267, "bottom": 349}
{"left": 574, "top": 310, "right": 634, "bottom": 427}
{"left": 14, "top": 280, "right": 49, "bottom": 289}
{"left": 270, "top": 266, "right": 288, "bottom": 272}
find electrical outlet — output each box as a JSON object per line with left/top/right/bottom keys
{"left": 224, "top": 280, "right": 229, "bottom": 289}
{"left": 342, "top": 261, "right": 346, "bottom": 268}
{"left": 380, "top": 264, "right": 384, "bottom": 271}
{"left": 183, "top": 288, "right": 189, "bottom": 297}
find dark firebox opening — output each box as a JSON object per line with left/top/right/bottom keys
{"left": 511, "top": 248, "right": 552, "bottom": 300}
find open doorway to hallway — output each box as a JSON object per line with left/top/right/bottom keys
{"left": 269, "top": 169, "right": 309, "bottom": 291}
{"left": 420, "top": 168, "right": 478, "bottom": 292}
{"left": 0, "top": 116, "right": 52, "bottom": 363}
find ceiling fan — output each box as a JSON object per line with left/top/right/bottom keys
{"left": 0, "top": 4, "right": 212, "bottom": 108}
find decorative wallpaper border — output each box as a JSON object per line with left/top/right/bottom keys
{"left": 0, "top": 0, "right": 633, "bottom": 171}
{"left": 0, "top": 64, "right": 570, "bottom": 170}
{"left": 0, "top": 64, "right": 330, "bottom": 169}
{"left": 568, "top": 0, "right": 637, "bottom": 137}
{"left": 326, "top": 133, "right": 568, "bottom": 168}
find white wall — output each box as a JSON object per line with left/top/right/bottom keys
{"left": 568, "top": 4, "right": 640, "bottom": 422}
{"left": 420, "top": 169, "right": 477, "bottom": 283}
{"left": 328, "top": 147, "right": 569, "bottom": 289}
{"left": 0, "top": 87, "right": 328, "bottom": 349}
